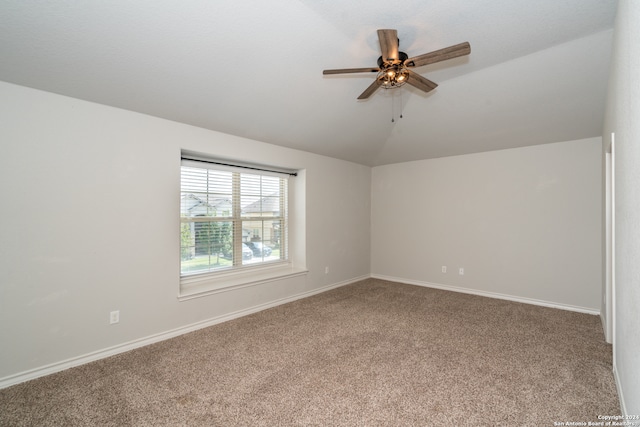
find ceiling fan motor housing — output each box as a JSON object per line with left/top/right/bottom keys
{"left": 377, "top": 52, "right": 409, "bottom": 67}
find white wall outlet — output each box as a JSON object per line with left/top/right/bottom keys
{"left": 459, "top": 268, "right": 465, "bottom": 275}
{"left": 442, "top": 266, "right": 447, "bottom": 273}
{"left": 325, "top": 266, "right": 329, "bottom": 274}
{"left": 110, "top": 310, "right": 120, "bottom": 324}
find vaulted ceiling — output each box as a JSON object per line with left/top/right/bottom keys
{"left": 0, "top": 0, "right": 617, "bottom": 166}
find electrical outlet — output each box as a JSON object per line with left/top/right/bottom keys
{"left": 441, "top": 266, "right": 447, "bottom": 273}
{"left": 110, "top": 310, "right": 120, "bottom": 324}
{"left": 325, "top": 266, "right": 329, "bottom": 274}
{"left": 459, "top": 268, "right": 465, "bottom": 275}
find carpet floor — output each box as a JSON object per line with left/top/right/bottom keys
{"left": 0, "top": 278, "right": 619, "bottom": 426}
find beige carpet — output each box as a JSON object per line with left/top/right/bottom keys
{"left": 0, "top": 278, "right": 619, "bottom": 426}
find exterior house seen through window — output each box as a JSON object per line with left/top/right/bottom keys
{"left": 180, "top": 160, "right": 288, "bottom": 277}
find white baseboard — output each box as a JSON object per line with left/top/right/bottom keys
{"left": 613, "top": 364, "right": 627, "bottom": 416}
{"left": 0, "top": 275, "right": 368, "bottom": 390}
{"left": 600, "top": 312, "right": 609, "bottom": 343}
{"left": 370, "top": 274, "right": 600, "bottom": 315}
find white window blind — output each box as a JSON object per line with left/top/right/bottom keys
{"left": 180, "top": 158, "right": 289, "bottom": 277}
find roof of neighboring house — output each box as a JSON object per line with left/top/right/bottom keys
{"left": 182, "top": 191, "right": 281, "bottom": 217}
{"left": 181, "top": 194, "right": 231, "bottom": 217}
{"left": 243, "top": 193, "right": 281, "bottom": 214}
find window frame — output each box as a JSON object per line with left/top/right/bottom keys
{"left": 179, "top": 155, "right": 304, "bottom": 300}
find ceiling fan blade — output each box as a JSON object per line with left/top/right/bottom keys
{"left": 405, "top": 42, "right": 471, "bottom": 68}
{"left": 406, "top": 69, "right": 438, "bottom": 93}
{"left": 378, "top": 29, "right": 399, "bottom": 62}
{"left": 357, "top": 79, "right": 383, "bottom": 100}
{"left": 323, "top": 67, "right": 380, "bottom": 75}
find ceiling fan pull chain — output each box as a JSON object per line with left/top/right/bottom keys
{"left": 390, "top": 90, "right": 402, "bottom": 122}
{"left": 391, "top": 92, "right": 395, "bottom": 122}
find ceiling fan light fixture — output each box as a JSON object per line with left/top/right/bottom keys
{"left": 377, "top": 65, "right": 409, "bottom": 89}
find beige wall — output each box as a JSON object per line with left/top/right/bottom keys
{"left": 372, "top": 138, "right": 603, "bottom": 311}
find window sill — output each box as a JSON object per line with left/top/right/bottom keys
{"left": 178, "top": 263, "right": 308, "bottom": 301}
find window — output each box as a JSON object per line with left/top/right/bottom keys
{"left": 180, "top": 158, "right": 290, "bottom": 279}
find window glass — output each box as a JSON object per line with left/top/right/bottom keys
{"left": 180, "top": 164, "right": 288, "bottom": 277}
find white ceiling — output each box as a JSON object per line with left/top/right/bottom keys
{"left": 0, "top": 0, "right": 617, "bottom": 166}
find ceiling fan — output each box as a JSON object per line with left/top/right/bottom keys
{"left": 323, "top": 29, "right": 470, "bottom": 100}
